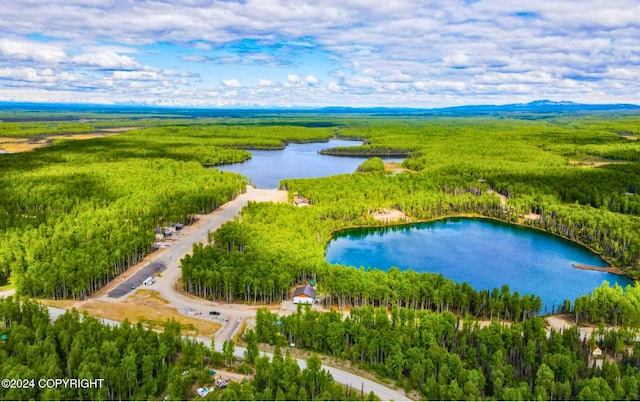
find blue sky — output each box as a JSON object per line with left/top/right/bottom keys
{"left": 0, "top": 0, "right": 639, "bottom": 107}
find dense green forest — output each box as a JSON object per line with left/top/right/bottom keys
{"left": 0, "top": 120, "right": 342, "bottom": 297}
{"left": 254, "top": 305, "right": 640, "bottom": 400}
{"left": 2, "top": 113, "right": 640, "bottom": 310}
{"left": 181, "top": 115, "right": 640, "bottom": 320}
{"left": 3, "top": 111, "right": 640, "bottom": 401}
{"left": 0, "top": 297, "right": 373, "bottom": 401}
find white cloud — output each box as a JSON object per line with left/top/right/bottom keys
{"left": 257, "top": 79, "right": 274, "bottom": 87}
{"left": 443, "top": 53, "right": 471, "bottom": 68}
{"left": 222, "top": 78, "right": 242, "bottom": 88}
{"left": 192, "top": 41, "right": 212, "bottom": 50}
{"left": 72, "top": 51, "right": 141, "bottom": 70}
{"left": 1, "top": 1, "right": 639, "bottom": 106}
{"left": 287, "top": 74, "right": 301, "bottom": 84}
{"left": 0, "top": 38, "right": 67, "bottom": 63}
{"left": 113, "top": 71, "right": 159, "bottom": 81}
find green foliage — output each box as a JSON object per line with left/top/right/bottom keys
{"left": 0, "top": 297, "right": 372, "bottom": 401}
{"left": 182, "top": 115, "right": 640, "bottom": 322}
{"left": 0, "top": 297, "right": 183, "bottom": 400}
{"left": 0, "top": 121, "right": 95, "bottom": 137}
{"left": 0, "top": 120, "right": 339, "bottom": 297}
{"left": 256, "top": 304, "right": 640, "bottom": 400}
{"left": 574, "top": 280, "right": 640, "bottom": 326}
{"left": 320, "top": 145, "right": 411, "bottom": 157}
{"left": 356, "top": 157, "right": 385, "bottom": 173}
{"left": 0, "top": 141, "right": 248, "bottom": 297}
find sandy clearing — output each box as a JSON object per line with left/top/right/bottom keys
{"left": 0, "top": 128, "right": 137, "bottom": 153}
{"left": 372, "top": 208, "right": 407, "bottom": 223}
{"left": 74, "top": 289, "right": 222, "bottom": 337}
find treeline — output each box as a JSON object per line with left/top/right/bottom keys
{"left": 573, "top": 281, "right": 640, "bottom": 326}
{"left": 0, "top": 297, "right": 184, "bottom": 400}
{"left": 0, "top": 121, "right": 343, "bottom": 297}
{"left": 0, "top": 121, "right": 96, "bottom": 137}
{"left": 0, "top": 297, "right": 376, "bottom": 401}
{"left": 0, "top": 154, "right": 247, "bottom": 298}
{"left": 0, "top": 126, "right": 255, "bottom": 297}
{"left": 182, "top": 169, "right": 639, "bottom": 316}
{"left": 524, "top": 203, "right": 640, "bottom": 268}
{"left": 223, "top": 340, "right": 376, "bottom": 401}
{"left": 320, "top": 145, "right": 411, "bottom": 157}
{"left": 489, "top": 163, "right": 640, "bottom": 215}
{"left": 255, "top": 306, "right": 640, "bottom": 400}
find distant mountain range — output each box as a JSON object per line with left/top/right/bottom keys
{"left": 318, "top": 100, "right": 640, "bottom": 116}
{"left": 424, "top": 100, "right": 640, "bottom": 115}
{"left": 0, "top": 100, "right": 638, "bottom": 117}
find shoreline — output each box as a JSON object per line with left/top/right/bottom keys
{"left": 572, "top": 263, "right": 632, "bottom": 278}
{"left": 325, "top": 214, "right": 635, "bottom": 280}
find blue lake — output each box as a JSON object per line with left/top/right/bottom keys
{"left": 215, "top": 139, "right": 403, "bottom": 189}
{"left": 325, "top": 218, "right": 634, "bottom": 311}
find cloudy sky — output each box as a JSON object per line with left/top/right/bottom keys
{"left": 1, "top": 0, "right": 639, "bottom": 107}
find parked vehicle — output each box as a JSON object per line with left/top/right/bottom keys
{"left": 143, "top": 276, "right": 155, "bottom": 286}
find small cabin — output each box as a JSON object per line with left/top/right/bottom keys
{"left": 293, "top": 285, "right": 316, "bottom": 304}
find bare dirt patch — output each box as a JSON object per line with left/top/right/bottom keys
{"left": 39, "top": 299, "right": 79, "bottom": 309}
{"left": 568, "top": 158, "right": 626, "bottom": 167}
{"left": 211, "top": 369, "right": 250, "bottom": 383}
{"left": 383, "top": 162, "right": 412, "bottom": 173}
{"left": 616, "top": 132, "right": 638, "bottom": 141}
{"left": 372, "top": 208, "right": 407, "bottom": 223}
{"left": 523, "top": 212, "right": 541, "bottom": 221}
{"left": 572, "top": 263, "right": 630, "bottom": 277}
{"left": 76, "top": 290, "right": 222, "bottom": 337}
{"left": 0, "top": 128, "right": 137, "bottom": 153}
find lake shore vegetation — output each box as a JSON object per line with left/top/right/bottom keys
{"left": 181, "top": 115, "right": 640, "bottom": 322}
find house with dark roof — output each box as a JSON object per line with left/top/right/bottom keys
{"left": 292, "top": 285, "right": 316, "bottom": 304}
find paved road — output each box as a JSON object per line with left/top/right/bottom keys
{"left": 104, "top": 186, "right": 282, "bottom": 340}
{"left": 45, "top": 304, "right": 407, "bottom": 401}
{"left": 32, "top": 186, "right": 409, "bottom": 400}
